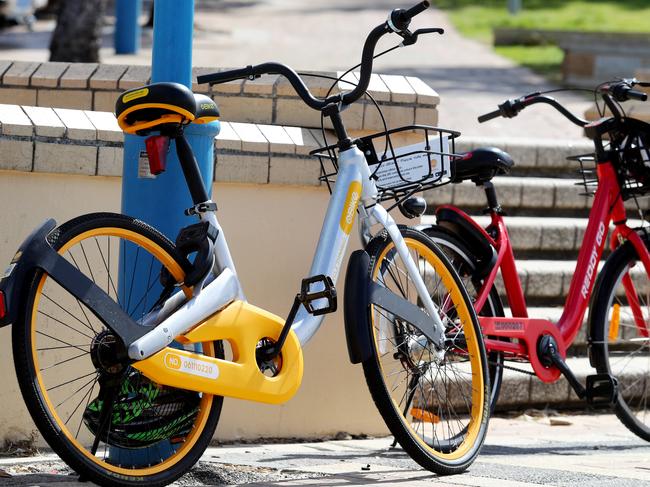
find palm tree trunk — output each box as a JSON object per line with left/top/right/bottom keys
{"left": 49, "top": 0, "right": 107, "bottom": 62}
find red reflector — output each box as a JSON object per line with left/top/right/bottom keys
{"left": 145, "top": 135, "right": 170, "bottom": 175}
{"left": 0, "top": 290, "right": 6, "bottom": 320}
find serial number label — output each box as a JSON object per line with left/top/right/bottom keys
{"left": 165, "top": 352, "right": 219, "bottom": 379}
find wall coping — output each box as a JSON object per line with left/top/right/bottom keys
{"left": 0, "top": 62, "right": 439, "bottom": 132}
{"left": 0, "top": 103, "right": 340, "bottom": 186}
{"left": 0, "top": 103, "right": 598, "bottom": 188}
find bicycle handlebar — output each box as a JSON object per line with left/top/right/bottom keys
{"left": 198, "top": 63, "right": 335, "bottom": 110}
{"left": 477, "top": 108, "right": 501, "bottom": 123}
{"left": 197, "top": 1, "right": 432, "bottom": 111}
{"left": 477, "top": 79, "right": 649, "bottom": 127}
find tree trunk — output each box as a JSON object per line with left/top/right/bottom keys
{"left": 49, "top": 0, "right": 107, "bottom": 62}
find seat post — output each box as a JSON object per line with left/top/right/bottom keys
{"left": 174, "top": 132, "right": 210, "bottom": 205}
{"left": 482, "top": 181, "right": 502, "bottom": 213}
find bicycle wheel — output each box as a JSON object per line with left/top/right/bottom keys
{"left": 12, "top": 213, "right": 224, "bottom": 487}
{"left": 423, "top": 226, "right": 505, "bottom": 413}
{"left": 362, "top": 227, "right": 489, "bottom": 474}
{"left": 589, "top": 236, "right": 650, "bottom": 441}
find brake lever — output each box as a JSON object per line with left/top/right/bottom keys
{"left": 400, "top": 27, "right": 444, "bottom": 46}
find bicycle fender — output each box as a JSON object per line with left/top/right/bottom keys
{"left": 419, "top": 208, "right": 497, "bottom": 279}
{"left": 0, "top": 219, "right": 57, "bottom": 327}
{"left": 343, "top": 249, "right": 373, "bottom": 364}
{"left": 0, "top": 219, "right": 146, "bottom": 348}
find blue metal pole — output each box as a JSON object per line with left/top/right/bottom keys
{"left": 115, "top": 0, "right": 142, "bottom": 54}
{"left": 113, "top": 0, "right": 220, "bottom": 464}
{"left": 121, "top": 0, "right": 220, "bottom": 245}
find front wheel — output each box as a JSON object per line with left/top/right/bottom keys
{"left": 12, "top": 213, "right": 224, "bottom": 487}
{"left": 362, "top": 227, "right": 490, "bottom": 475}
{"left": 589, "top": 235, "right": 650, "bottom": 441}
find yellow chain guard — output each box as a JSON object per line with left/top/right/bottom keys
{"left": 134, "top": 300, "right": 303, "bottom": 404}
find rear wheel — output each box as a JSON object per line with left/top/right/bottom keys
{"left": 362, "top": 228, "right": 489, "bottom": 475}
{"left": 590, "top": 236, "right": 650, "bottom": 441}
{"left": 423, "top": 226, "right": 505, "bottom": 413}
{"left": 12, "top": 213, "right": 223, "bottom": 487}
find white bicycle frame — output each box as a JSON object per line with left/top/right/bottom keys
{"left": 128, "top": 145, "right": 447, "bottom": 361}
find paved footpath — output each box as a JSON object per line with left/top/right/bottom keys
{"left": 0, "top": 0, "right": 591, "bottom": 140}
{"left": 1, "top": 413, "right": 649, "bottom": 486}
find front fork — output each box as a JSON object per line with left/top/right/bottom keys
{"left": 364, "top": 204, "right": 447, "bottom": 345}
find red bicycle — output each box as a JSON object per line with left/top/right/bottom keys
{"left": 422, "top": 79, "right": 650, "bottom": 440}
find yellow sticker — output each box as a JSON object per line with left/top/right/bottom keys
{"left": 122, "top": 88, "right": 149, "bottom": 104}
{"left": 340, "top": 181, "right": 362, "bottom": 235}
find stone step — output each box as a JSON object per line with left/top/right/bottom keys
{"left": 424, "top": 175, "right": 649, "bottom": 217}
{"left": 494, "top": 355, "right": 647, "bottom": 410}
{"left": 0, "top": 61, "right": 437, "bottom": 133}
{"left": 455, "top": 136, "right": 593, "bottom": 177}
{"left": 421, "top": 215, "right": 644, "bottom": 259}
{"left": 481, "top": 258, "right": 644, "bottom": 306}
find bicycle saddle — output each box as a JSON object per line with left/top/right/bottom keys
{"left": 450, "top": 147, "right": 514, "bottom": 184}
{"left": 116, "top": 82, "right": 220, "bottom": 135}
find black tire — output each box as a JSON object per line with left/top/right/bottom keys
{"left": 362, "top": 227, "right": 490, "bottom": 475}
{"left": 589, "top": 235, "right": 650, "bottom": 441}
{"left": 423, "top": 226, "right": 505, "bottom": 413}
{"left": 12, "top": 213, "right": 224, "bottom": 487}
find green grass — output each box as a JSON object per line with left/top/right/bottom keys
{"left": 494, "top": 45, "right": 564, "bottom": 82}
{"left": 436, "top": 1, "right": 650, "bottom": 80}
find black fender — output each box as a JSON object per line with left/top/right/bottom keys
{"left": 344, "top": 250, "right": 372, "bottom": 364}
{"left": 418, "top": 208, "right": 497, "bottom": 279}
{"left": 0, "top": 219, "right": 147, "bottom": 349}
{"left": 0, "top": 219, "right": 57, "bottom": 327}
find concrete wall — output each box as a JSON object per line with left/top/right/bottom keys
{"left": 0, "top": 170, "right": 390, "bottom": 446}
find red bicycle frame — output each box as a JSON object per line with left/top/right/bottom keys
{"left": 462, "top": 160, "right": 650, "bottom": 382}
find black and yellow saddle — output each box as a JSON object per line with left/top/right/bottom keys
{"left": 116, "top": 82, "right": 220, "bottom": 135}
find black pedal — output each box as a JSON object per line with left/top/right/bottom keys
{"left": 585, "top": 373, "right": 618, "bottom": 406}
{"left": 299, "top": 275, "right": 337, "bottom": 316}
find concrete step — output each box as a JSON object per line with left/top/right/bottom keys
{"left": 456, "top": 136, "right": 593, "bottom": 177}
{"left": 424, "top": 175, "right": 650, "bottom": 217}
{"left": 494, "top": 355, "right": 648, "bottom": 410}
{"left": 421, "top": 215, "right": 645, "bottom": 259}
{"left": 490, "top": 258, "right": 646, "bottom": 306}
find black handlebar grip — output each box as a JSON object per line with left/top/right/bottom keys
{"left": 197, "top": 66, "right": 254, "bottom": 85}
{"left": 627, "top": 89, "right": 648, "bottom": 102}
{"left": 404, "top": 1, "right": 430, "bottom": 20}
{"left": 478, "top": 109, "right": 502, "bottom": 123}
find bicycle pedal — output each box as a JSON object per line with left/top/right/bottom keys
{"left": 299, "top": 275, "right": 337, "bottom": 316}
{"left": 585, "top": 373, "right": 618, "bottom": 406}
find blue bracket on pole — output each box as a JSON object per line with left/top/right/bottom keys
{"left": 114, "top": 0, "right": 220, "bottom": 464}
{"left": 115, "top": 0, "right": 142, "bottom": 54}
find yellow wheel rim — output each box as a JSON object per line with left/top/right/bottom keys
{"left": 30, "top": 227, "right": 214, "bottom": 477}
{"left": 371, "top": 238, "right": 485, "bottom": 461}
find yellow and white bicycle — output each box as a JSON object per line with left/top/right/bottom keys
{"left": 0, "top": 3, "right": 489, "bottom": 485}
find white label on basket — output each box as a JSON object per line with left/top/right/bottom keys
{"left": 138, "top": 150, "right": 156, "bottom": 179}
{"left": 372, "top": 136, "right": 450, "bottom": 189}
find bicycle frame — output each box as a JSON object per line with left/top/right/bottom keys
{"left": 467, "top": 160, "right": 650, "bottom": 382}
{"left": 126, "top": 143, "right": 448, "bottom": 402}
